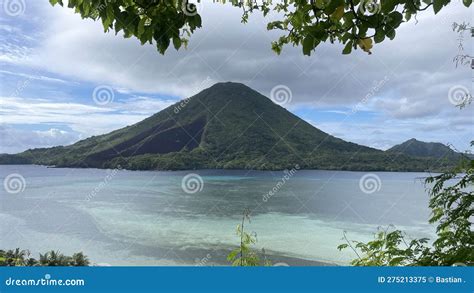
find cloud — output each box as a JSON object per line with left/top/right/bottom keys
{"left": 0, "top": 0, "right": 472, "bottom": 152}
{"left": 0, "top": 95, "right": 176, "bottom": 152}
{"left": 0, "top": 69, "right": 77, "bottom": 84}
{"left": 373, "top": 96, "right": 440, "bottom": 119}
{"left": 16, "top": 0, "right": 470, "bottom": 104}
{"left": 0, "top": 125, "right": 80, "bottom": 153}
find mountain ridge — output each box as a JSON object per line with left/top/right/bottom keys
{"left": 387, "top": 138, "right": 462, "bottom": 160}
{"left": 0, "top": 82, "right": 459, "bottom": 171}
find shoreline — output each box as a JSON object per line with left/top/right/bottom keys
{"left": 0, "top": 163, "right": 444, "bottom": 174}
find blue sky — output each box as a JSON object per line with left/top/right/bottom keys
{"left": 0, "top": 0, "right": 472, "bottom": 154}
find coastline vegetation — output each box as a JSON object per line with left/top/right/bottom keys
{"left": 0, "top": 249, "right": 89, "bottom": 267}
{"left": 338, "top": 151, "right": 473, "bottom": 266}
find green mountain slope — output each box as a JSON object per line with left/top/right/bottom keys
{"left": 387, "top": 138, "right": 461, "bottom": 160}
{"left": 0, "top": 82, "right": 458, "bottom": 171}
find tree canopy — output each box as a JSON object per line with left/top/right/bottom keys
{"left": 49, "top": 0, "right": 472, "bottom": 56}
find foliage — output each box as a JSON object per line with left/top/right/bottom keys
{"left": 422, "top": 153, "right": 474, "bottom": 265}
{"left": 0, "top": 249, "right": 90, "bottom": 267}
{"left": 49, "top": 0, "right": 202, "bottom": 54}
{"left": 339, "top": 151, "right": 474, "bottom": 266}
{"left": 337, "top": 228, "right": 431, "bottom": 266}
{"left": 227, "top": 209, "right": 271, "bottom": 266}
{"left": 452, "top": 21, "right": 474, "bottom": 69}
{"left": 49, "top": 0, "right": 472, "bottom": 56}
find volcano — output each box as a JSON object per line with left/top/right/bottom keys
{"left": 0, "top": 82, "right": 455, "bottom": 171}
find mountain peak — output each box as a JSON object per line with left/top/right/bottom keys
{"left": 192, "top": 82, "right": 271, "bottom": 109}
{"left": 204, "top": 82, "right": 256, "bottom": 95}
{"left": 0, "top": 83, "right": 459, "bottom": 172}
{"left": 212, "top": 81, "right": 248, "bottom": 87}
{"left": 388, "top": 139, "right": 459, "bottom": 159}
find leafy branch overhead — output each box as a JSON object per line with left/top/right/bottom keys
{"left": 49, "top": 0, "right": 471, "bottom": 55}
{"left": 49, "top": 0, "right": 203, "bottom": 54}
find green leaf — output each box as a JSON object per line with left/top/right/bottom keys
{"left": 337, "top": 244, "right": 349, "bottom": 250}
{"left": 173, "top": 37, "right": 182, "bottom": 50}
{"left": 302, "top": 35, "right": 315, "bottom": 56}
{"left": 374, "top": 29, "right": 385, "bottom": 43}
{"left": 405, "top": 11, "right": 412, "bottom": 22}
{"left": 386, "top": 28, "right": 396, "bottom": 40}
{"left": 106, "top": 5, "right": 114, "bottom": 22}
{"left": 331, "top": 6, "right": 345, "bottom": 21}
{"left": 462, "top": 0, "right": 472, "bottom": 6}
{"left": 433, "top": 0, "right": 444, "bottom": 14}
{"left": 381, "top": 0, "right": 398, "bottom": 13}
{"left": 342, "top": 41, "right": 353, "bottom": 54}
{"left": 324, "top": 0, "right": 344, "bottom": 14}
{"left": 137, "top": 17, "right": 146, "bottom": 36}
{"left": 388, "top": 11, "right": 403, "bottom": 28}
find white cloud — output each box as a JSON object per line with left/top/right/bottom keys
{"left": 20, "top": 0, "right": 469, "bottom": 106}
{"left": 0, "top": 125, "right": 80, "bottom": 153}
{"left": 0, "top": 69, "right": 77, "bottom": 84}
{"left": 0, "top": 95, "right": 176, "bottom": 152}
{"left": 0, "top": 0, "right": 472, "bottom": 152}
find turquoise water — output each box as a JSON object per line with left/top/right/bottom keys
{"left": 0, "top": 165, "right": 436, "bottom": 266}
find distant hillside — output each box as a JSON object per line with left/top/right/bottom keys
{"left": 0, "top": 83, "right": 459, "bottom": 171}
{"left": 387, "top": 138, "right": 461, "bottom": 160}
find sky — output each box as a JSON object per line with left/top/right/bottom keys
{"left": 0, "top": 0, "right": 472, "bottom": 154}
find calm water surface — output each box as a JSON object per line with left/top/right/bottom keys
{"left": 0, "top": 165, "right": 436, "bottom": 266}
